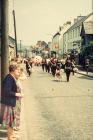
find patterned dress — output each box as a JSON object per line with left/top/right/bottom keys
{"left": 2, "top": 105, "right": 16, "bottom": 129}
{"left": 14, "top": 80, "right": 22, "bottom": 128}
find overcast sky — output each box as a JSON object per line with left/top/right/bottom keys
{"left": 9, "top": 0, "right": 92, "bottom": 45}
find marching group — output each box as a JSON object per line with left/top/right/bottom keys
{"left": 41, "top": 57, "right": 78, "bottom": 82}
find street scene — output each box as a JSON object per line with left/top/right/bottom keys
{"left": 1, "top": 64, "right": 93, "bottom": 140}
{"left": 0, "top": 0, "right": 93, "bottom": 140}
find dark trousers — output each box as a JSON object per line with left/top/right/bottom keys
{"left": 86, "top": 66, "right": 89, "bottom": 74}
{"left": 27, "top": 69, "right": 31, "bottom": 76}
{"left": 42, "top": 64, "right": 45, "bottom": 71}
{"left": 66, "top": 70, "right": 71, "bottom": 82}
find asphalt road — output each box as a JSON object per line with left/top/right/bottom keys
{"left": 21, "top": 66, "right": 93, "bottom": 140}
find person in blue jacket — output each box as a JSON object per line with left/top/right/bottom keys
{"left": 1, "top": 64, "right": 23, "bottom": 140}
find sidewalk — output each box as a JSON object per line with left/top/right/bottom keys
{"left": 77, "top": 70, "right": 93, "bottom": 78}
{"left": 77, "top": 65, "right": 93, "bottom": 78}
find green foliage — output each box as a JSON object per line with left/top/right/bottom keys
{"left": 80, "top": 41, "right": 93, "bottom": 56}
{"left": 88, "top": 41, "right": 93, "bottom": 47}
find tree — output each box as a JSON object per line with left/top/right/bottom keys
{"left": 80, "top": 41, "right": 93, "bottom": 56}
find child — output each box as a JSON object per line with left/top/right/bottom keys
{"left": 55, "top": 65, "right": 62, "bottom": 82}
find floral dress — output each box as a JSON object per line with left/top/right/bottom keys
{"left": 14, "top": 79, "right": 22, "bottom": 128}
{"left": 2, "top": 105, "right": 16, "bottom": 129}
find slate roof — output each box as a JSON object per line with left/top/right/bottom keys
{"left": 53, "top": 32, "right": 60, "bottom": 38}
{"left": 65, "top": 13, "right": 93, "bottom": 33}
{"left": 83, "top": 21, "right": 93, "bottom": 34}
{"left": 9, "top": 36, "right": 15, "bottom": 48}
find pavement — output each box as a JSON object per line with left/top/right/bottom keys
{"left": 77, "top": 70, "right": 93, "bottom": 78}
{"left": 0, "top": 67, "right": 93, "bottom": 140}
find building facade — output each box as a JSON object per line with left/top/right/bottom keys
{"left": 81, "top": 18, "right": 93, "bottom": 47}
{"left": 59, "top": 22, "right": 71, "bottom": 55}
{"left": 63, "top": 13, "right": 93, "bottom": 54}
{"left": 52, "top": 32, "right": 60, "bottom": 57}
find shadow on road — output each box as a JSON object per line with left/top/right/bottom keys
{"left": 52, "top": 80, "right": 67, "bottom": 82}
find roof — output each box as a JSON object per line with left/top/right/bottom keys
{"left": 9, "top": 36, "right": 15, "bottom": 42}
{"left": 64, "top": 12, "right": 93, "bottom": 33}
{"left": 53, "top": 32, "right": 60, "bottom": 38}
{"left": 83, "top": 21, "right": 93, "bottom": 34}
{"left": 9, "top": 36, "right": 15, "bottom": 48}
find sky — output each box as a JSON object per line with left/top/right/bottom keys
{"left": 9, "top": 0, "right": 92, "bottom": 45}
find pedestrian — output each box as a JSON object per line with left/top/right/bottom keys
{"left": 85, "top": 58, "right": 89, "bottom": 74}
{"left": 51, "top": 60, "right": 56, "bottom": 77}
{"left": 25, "top": 60, "right": 31, "bottom": 76}
{"left": 41, "top": 59, "right": 45, "bottom": 72}
{"left": 71, "top": 60, "right": 75, "bottom": 75}
{"left": 55, "top": 65, "right": 62, "bottom": 81}
{"left": 1, "top": 64, "right": 23, "bottom": 140}
{"left": 46, "top": 58, "right": 51, "bottom": 73}
{"left": 65, "top": 59, "right": 72, "bottom": 82}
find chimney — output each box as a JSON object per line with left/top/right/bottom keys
{"left": 66, "top": 21, "right": 71, "bottom": 25}
{"left": 77, "top": 16, "right": 85, "bottom": 21}
{"left": 74, "top": 18, "right": 78, "bottom": 23}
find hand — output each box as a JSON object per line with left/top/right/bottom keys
{"left": 21, "top": 93, "right": 24, "bottom": 98}
{"left": 16, "top": 93, "right": 23, "bottom": 98}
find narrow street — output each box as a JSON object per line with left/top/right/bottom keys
{"left": 21, "top": 66, "right": 93, "bottom": 140}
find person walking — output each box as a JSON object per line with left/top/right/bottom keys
{"left": 55, "top": 65, "right": 62, "bottom": 81}
{"left": 51, "top": 60, "right": 57, "bottom": 77}
{"left": 85, "top": 58, "right": 89, "bottom": 74}
{"left": 65, "top": 59, "right": 72, "bottom": 82}
{"left": 1, "top": 64, "right": 23, "bottom": 140}
{"left": 71, "top": 60, "right": 75, "bottom": 75}
{"left": 25, "top": 60, "right": 31, "bottom": 76}
{"left": 41, "top": 59, "right": 45, "bottom": 72}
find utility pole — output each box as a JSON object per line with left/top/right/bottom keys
{"left": 20, "top": 40, "right": 22, "bottom": 57}
{"left": 92, "top": 0, "right": 93, "bottom": 13}
{"left": 1, "top": 0, "right": 9, "bottom": 80}
{"left": 13, "top": 9, "right": 18, "bottom": 57}
{"left": 0, "top": 0, "right": 9, "bottom": 123}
